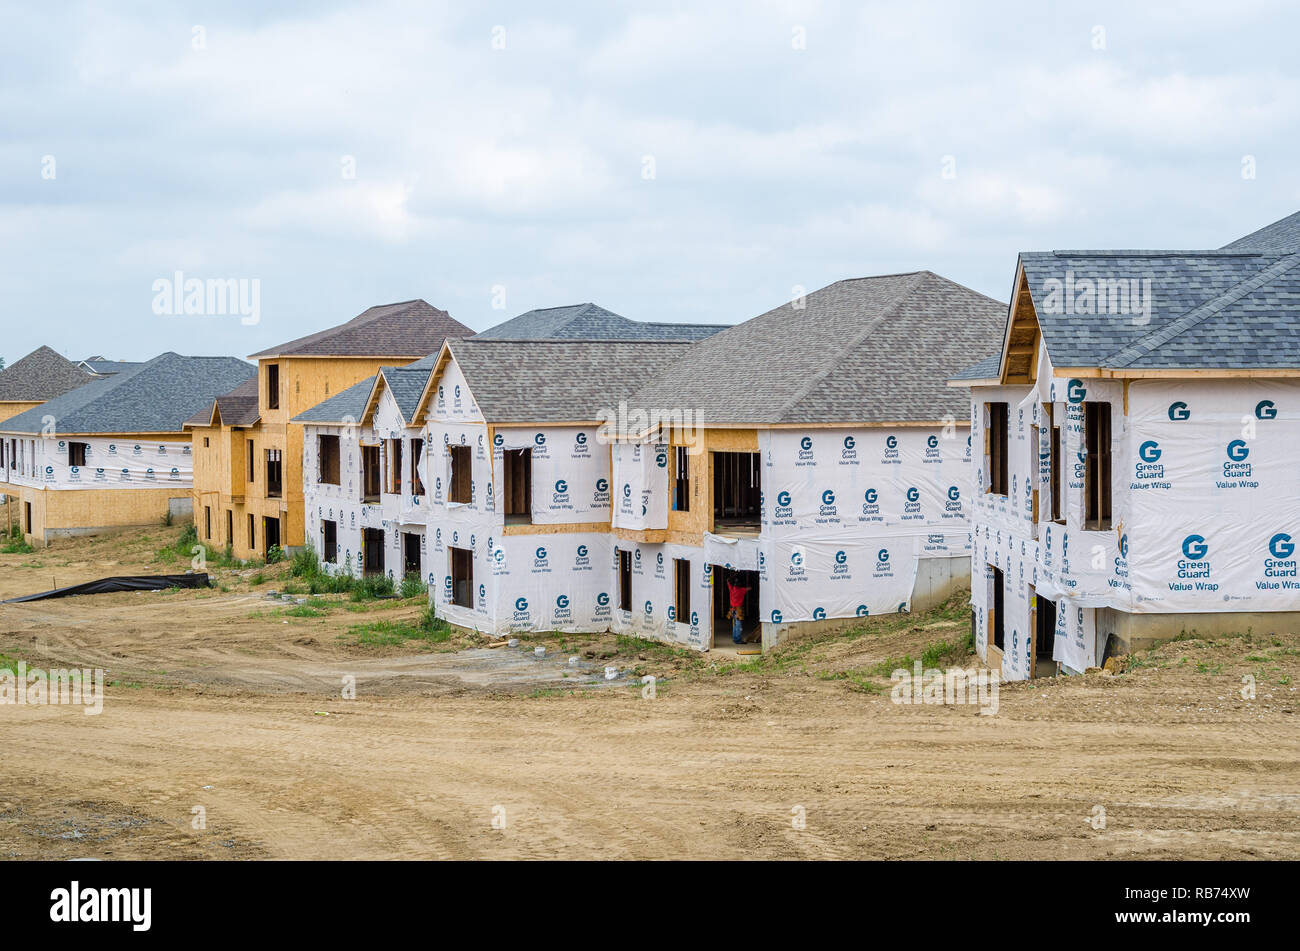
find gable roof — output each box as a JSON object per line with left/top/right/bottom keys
{"left": 1221, "top": 210, "right": 1300, "bottom": 252}
{"left": 421, "top": 340, "right": 694, "bottom": 424}
{"left": 248, "top": 299, "right": 472, "bottom": 359}
{"left": 473, "top": 302, "right": 728, "bottom": 342}
{"left": 1015, "top": 247, "right": 1300, "bottom": 372}
{"left": 0, "top": 346, "right": 97, "bottom": 402}
{"left": 626, "top": 271, "right": 1005, "bottom": 425}
{"left": 291, "top": 376, "right": 375, "bottom": 425}
{"left": 183, "top": 376, "right": 261, "bottom": 428}
{"left": 2, "top": 353, "right": 255, "bottom": 435}
{"left": 373, "top": 366, "right": 430, "bottom": 423}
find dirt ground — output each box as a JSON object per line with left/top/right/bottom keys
{"left": 1, "top": 526, "right": 1298, "bottom": 860}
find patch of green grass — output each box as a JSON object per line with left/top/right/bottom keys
{"left": 399, "top": 572, "right": 428, "bottom": 600}
{"left": 343, "top": 609, "right": 452, "bottom": 647}
{"left": 350, "top": 574, "right": 395, "bottom": 602}
{"left": 282, "top": 598, "right": 331, "bottom": 618}
{"left": 1, "top": 522, "right": 34, "bottom": 553}
{"left": 0, "top": 651, "right": 22, "bottom": 674}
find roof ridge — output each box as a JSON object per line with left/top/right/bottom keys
{"left": 776, "top": 270, "right": 928, "bottom": 421}
{"left": 1104, "top": 251, "right": 1300, "bottom": 368}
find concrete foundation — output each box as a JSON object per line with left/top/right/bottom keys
{"left": 1098, "top": 607, "right": 1300, "bottom": 656}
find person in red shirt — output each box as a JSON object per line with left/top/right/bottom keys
{"left": 727, "top": 579, "right": 750, "bottom": 644}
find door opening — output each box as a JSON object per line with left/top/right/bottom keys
{"left": 712, "top": 566, "right": 760, "bottom": 648}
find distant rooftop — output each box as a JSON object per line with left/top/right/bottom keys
{"left": 249, "top": 299, "right": 473, "bottom": 359}
{"left": 2, "top": 353, "right": 255, "bottom": 435}
{"left": 473, "top": 302, "right": 728, "bottom": 342}
{"left": 0, "top": 346, "right": 97, "bottom": 403}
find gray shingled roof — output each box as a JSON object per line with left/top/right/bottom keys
{"left": 249, "top": 299, "right": 472, "bottom": 358}
{"left": 473, "top": 302, "right": 727, "bottom": 341}
{"left": 949, "top": 354, "right": 1002, "bottom": 382}
{"left": 627, "top": 271, "right": 1005, "bottom": 425}
{"left": 183, "top": 376, "right": 260, "bottom": 428}
{"left": 1, "top": 353, "right": 255, "bottom": 435}
{"left": 1222, "top": 210, "right": 1300, "bottom": 251}
{"left": 79, "top": 359, "right": 142, "bottom": 376}
{"left": 376, "top": 366, "right": 429, "bottom": 423}
{"left": 1019, "top": 247, "right": 1300, "bottom": 370}
{"left": 445, "top": 340, "right": 694, "bottom": 423}
{"left": 0, "top": 346, "right": 96, "bottom": 402}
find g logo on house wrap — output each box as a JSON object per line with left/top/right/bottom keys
{"left": 535, "top": 546, "right": 547, "bottom": 560}
{"left": 427, "top": 571, "right": 435, "bottom": 585}
{"left": 690, "top": 611, "right": 699, "bottom": 626}
{"left": 1067, "top": 379, "right": 1086, "bottom": 404}
{"left": 1120, "top": 534, "right": 1129, "bottom": 559}
{"left": 835, "top": 550, "right": 847, "bottom": 565}
{"left": 1256, "top": 400, "right": 1277, "bottom": 420}
{"left": 877, "top": 548, "right": 890, "bottom": 563}
{"left": 493, "top": 549, "right": 505, "bottom": 564}
{"left": 800, "top": 436, "right": 812, "bottom": 450}
{"left": 947, "top": 485, "right": 960, "bottom": 502}
{"left": 596, "top": 478, "right": 608, "bottom": 493}
{"left": 533, "top": 433, "right": 545, "bottom": 446}
{"left": 770, "top": 609, "right": 783, "bottom": 623}
{"left": 557, "top": 595, "right": 569, "bottom": 609}
{"left": 1226, "top": 440, "right": 1249, "bottom": 462}
{"left": 644, "top": 600, "right": 653, "bottom": 616}
{"left": 927, "top": 434, "right": 938, "bottom": 449}
{"left": 1182, "top": 535, "right": 1209, "bottom": 560}
{"left": 791, "top": 551, "right": 803, "bottom": 567}
{"left": 577, "top": 544, "right": 588, "bottom": 558}
{"left": 1139, "top": 440, "right": 1161, "bottom": 463}
{"left": 777, "top": 490, "right": 791, "bottom": 506}
{"left": 906, "top": 487, "right": 919, "bottom": 502}
{"left": 622, "top": 483, "right": 631, "bottom": 498}
{"left": 575, "top": 432, "right": 587, "bottom": 446}
{"left": 1168, "top": 401, "right": 1190, "bottom": 421}
{"left": 597, "top": 592, "right": 609, "bottom": 607}
{"left": 1269, "top": 533, "right": 1295, "bottom": 559}
{"left": 855, "top": 605, "right": 869, "bottom": 617}
{"left": 655, "top": 448, "right": 667, "bottom": 467}
{"left": 554, "top": 479, "right": 567, "bottom": 493}
{"left": 864, "top": 488, "right": 878, "bottom": 504}
{"left": 515, "top": 597, "right": 528, "bottom": 612}
{"left": 885, "top": 435, "right": 897, "bottom": 449}
{"left": 443, "top": 575, "right": 452, "bottom": 593}
{"left": 478, "top": 583, "right": 485, "bottom": 599}
{"left": 668, "top": 605, "right": 676, "bottom": 621}
{"left": 843, "top": 435, "right": 855, "bottom": 450}
{"left": 812, "top": 607, "right": 826, "bottom": 620}
{"left": 493, "top": 433, "right": 503, "bottom": 447}
{"left": 821, "top": 489, "right": 835, "bottom": 506}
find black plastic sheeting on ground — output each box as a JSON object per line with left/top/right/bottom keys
{"left": 1, "top": 573, "right": 210, "bottom": 603}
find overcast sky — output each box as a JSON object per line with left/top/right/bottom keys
{"left": 1, "top": 0, "right": 1296, "bottom": 363}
